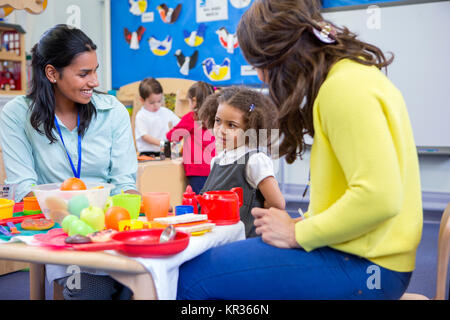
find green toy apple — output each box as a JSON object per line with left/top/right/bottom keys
{"left": 61, "top": 215, "right": 79, "bottom": 234}
{"left": 80, "top": 206, "right": 105, "bottom": 231}
{"left": 68, "top": 195, "right": 90, "bottom": 217}
{"left": 68, "top": 219, "right": 95, "bottom": 236}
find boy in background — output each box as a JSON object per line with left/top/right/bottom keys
{"left": 135, "top": 78, "right": 180, "bottom": 156}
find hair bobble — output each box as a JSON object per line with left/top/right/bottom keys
{"left": 249, "top": 103, "right": 255, "bottom": 112}
{"left": 312, "top": 21, "right": 337, "bottom": 44}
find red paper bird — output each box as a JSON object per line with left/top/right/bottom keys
{"left": 124, "top": 26, "right": 146, "bottom": 49}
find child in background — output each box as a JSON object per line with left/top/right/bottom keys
{"left": 166, "top": 81, "right": 216, "bottom": 194}
{"left": 135, "top": 77, "right": 180, "bottom": 156}
{"left": 198, "top": 86, "right": 285, "bottom": 238}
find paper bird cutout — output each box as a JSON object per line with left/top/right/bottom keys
{"left": 230, "top": 0, "right": 251, "bottom": 9}
{"left": 202, "top": 57, "right": 231, "bottom": 82}
{"left": 0, "top": 0, "right": 47, "bottom": 14}
{"left": 129, "top": 0, "right": 147, "bottom": 16}
{"left": 124, "top": 26, "right": 146, "bottom": 50}
{"left": 175, "top": 49, "right": 198, "bottom": 76}
{"left": 149, "top": 35, "right": 173, "bottom": 56}
{"left": 157, "top": 3, "right": 182, "bottom": 24}
{"left": 216, "top": 27, "right": 239, "bottom": 54}
{"left": 183, "top": 23, "right": 206, "bottom": 47}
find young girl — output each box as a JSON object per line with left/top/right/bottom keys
{"left": 166, "top": 81, "right": 216, "bottom": 194}
{"left": 198, "top": 86, "right": 285, "bottom": 238}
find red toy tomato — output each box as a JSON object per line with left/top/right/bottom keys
{"left": 105, "top": 206, "right": 130, "bottom": 231}
{"left": 60, "top": 178, "right": 87, "bottom": 191}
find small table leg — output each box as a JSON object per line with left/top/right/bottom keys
{"left": 29, "top": 263, "right": 46, "bottom": 300}
{"left": 109, "top": 272, "right": 157, "bottom": 300}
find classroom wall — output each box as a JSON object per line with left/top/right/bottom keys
{"left": 6, "top": 0, "right": 109, "bottom": 92}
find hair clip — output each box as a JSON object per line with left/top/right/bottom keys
{"left": 312, "top": 21, "right": 337, "bottom": 44}
{"left": 249, "top": 104, "right": 255, "bottom": 112}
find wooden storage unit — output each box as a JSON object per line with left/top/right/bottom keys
{"left": 0, "top": 22, "right": 26, "bottom": 95}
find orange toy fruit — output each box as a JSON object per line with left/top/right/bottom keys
{"left": 60, "top": 178, "right": 87, "bottom": 191}
{"left": 105, "top": 206, "right": 130, "bottom": 231}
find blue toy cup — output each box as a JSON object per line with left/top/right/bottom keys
{"left": 175, "top": 205, "right": 194, "bottom": 215}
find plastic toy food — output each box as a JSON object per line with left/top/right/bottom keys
{"left": 65, "top": 234, "right": 92, "bottom": 244}
{"left": 105, "top": 206, "right": 130, "bottom": 230}
{"left": 61, "top": 215, "right": 79, "bottom": 233}
{"left": 21, "top": 218, "right": 55, "bottom": 231}
{"left": 68, "top": 195, "right": 90, "bottom": 217}
{"left": 68, "top": 219, "right": 95, "bottom": 236}
{"left": 60, "top": 178, "right": 87, "bottom": 191}
{"left": 80, "top": 206, "right": 105, "bottom": 231}
{"left": 87, "top": 229, "right": 118, "bottom": 242}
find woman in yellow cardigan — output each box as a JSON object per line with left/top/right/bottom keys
{"left": 177, "top": 0, "right": 422, "bottom": 299}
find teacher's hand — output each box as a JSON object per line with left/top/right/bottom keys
{"left": 252, "top": 207, "right": 302, "bottom": 249}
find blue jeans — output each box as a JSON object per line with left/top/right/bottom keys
{"left": 187, "top": 176, "right": 208, "bottom": 194}
{"left": 177, "top": 237, "right": 412, "bottom": 300}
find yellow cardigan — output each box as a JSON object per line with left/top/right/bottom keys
{"left": 295, "top": 59, "right": 423, "bottom": 272}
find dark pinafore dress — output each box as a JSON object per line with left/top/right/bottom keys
{"left": 200, "top": 150, "right": 265, "bottom": 238}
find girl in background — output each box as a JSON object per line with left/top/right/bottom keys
{"left": 166, "top": 81, "right": 216, "bottom": 194}
{"left": 198, "top": 86, "right": 285, "bottom": 238}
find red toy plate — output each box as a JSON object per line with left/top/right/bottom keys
{"left": 33, "top": 228, "right": 73, "bottom": 249}
{"left": 73, "top": 229, "right": 190, "bottom": 258}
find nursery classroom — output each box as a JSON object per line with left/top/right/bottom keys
{"left": 0, "top": 0, "right": 448, "bottom": 307}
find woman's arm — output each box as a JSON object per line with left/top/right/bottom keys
{"left": 0, "top": 98, "right": 38, "bottom": 202}
{"left": 258, "top": 176, "right": 286, "bottom": 210}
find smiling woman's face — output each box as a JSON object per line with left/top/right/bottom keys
{"left": 53, "top": 50, "right": 99, "bottom": 105}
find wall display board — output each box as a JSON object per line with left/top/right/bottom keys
{"left": 111, "top": 0, "right": 259, "bottom": 89}
{"left": 322, "top": 0, "right": 450, "bottom": 150}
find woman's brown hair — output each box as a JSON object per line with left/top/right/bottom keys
{"left": 187, "top": 81, "right": 215, "bottom": 120}
{"left": 237, "top": 0, "right": 393, "bottom": 163}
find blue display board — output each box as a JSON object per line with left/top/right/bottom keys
{"left": 111, "top": 0, "right": 260, "bottom": 89}
{"left": 322, "top": 0, "right": 407, "bottom": 8}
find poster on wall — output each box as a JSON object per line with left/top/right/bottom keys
{"left": 196, "top": 0, "right": 228, "bottom": 23}
{"left": 111, "top": 0, "right": 261, "bottom": 89}
{"left": 321, "top": 0, "right": 409, "bottom": 9}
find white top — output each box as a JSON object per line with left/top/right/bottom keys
{"left": 135, "top": 107, "right": 180, "bottom": 152}
{"left": 210, "top": 145, "right": 275, "bottom": 188}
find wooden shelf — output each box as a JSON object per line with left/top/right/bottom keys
{"left": 0, "top": 51, "right": 23, "bottom": 62}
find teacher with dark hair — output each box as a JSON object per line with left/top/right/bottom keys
{"left": 0, "top": 24, "right": 137, "bottom": 299}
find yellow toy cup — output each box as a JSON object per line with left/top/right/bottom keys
{"left": 112, "top": 194, "right": 141, "bottom": 220}
{"left": 0, "top": 198, "right": 15, "bottom": 220}
{"left": 118, "top": 219, "right": 144, "bottom": 231}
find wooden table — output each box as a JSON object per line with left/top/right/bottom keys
{"left": 0, "top": 242, "right": 157, "bottom": 300}
{"left": 136, "top": 158, "right": 186, "bottom": 208}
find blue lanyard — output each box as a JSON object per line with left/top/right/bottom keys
{"left": 54, "top": 114, "right": 82, "bottom": 178}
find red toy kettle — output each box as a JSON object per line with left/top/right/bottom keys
{"left": 182, "top": 185, "right": 199, "bottom": 214}
{"left": 195, "top": 187, "right": 243, "bottom": 225}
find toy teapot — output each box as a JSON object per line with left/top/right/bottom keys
{"left": 195, "top": 187, "right": 243, "bottom": 225}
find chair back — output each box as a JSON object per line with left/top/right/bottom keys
{"left": 435, "top": 202, "right": 450, "bottom": 299}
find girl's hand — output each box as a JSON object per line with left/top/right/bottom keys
{"left": 252, "top": 207, "right": 302, "bottom": 249}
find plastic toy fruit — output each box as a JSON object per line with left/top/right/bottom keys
{"left": 68, "top": 219, "right": 95, "bottom": 236}
{"left": 62, "top": 215, "right": 79, "bottom": 233}
{"left": 80, "top": 206, "right": 105, "bottom": 231}
{"left": 60, "top": 178, "right": 87, "bottom": 191}
{"left": 68, "top": 195, "right": 90, "bottom": 217}
{"left": 105, "top": 206, "right": 130, "bottom": 231}
{"left": 104, "top": 196, "right": 113, "bottom": 212}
